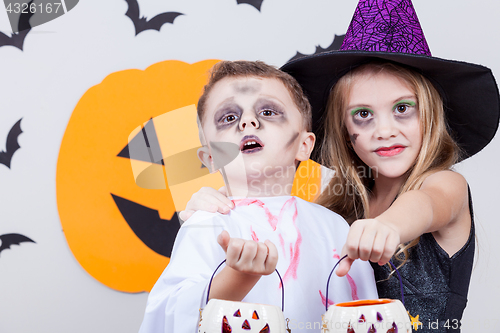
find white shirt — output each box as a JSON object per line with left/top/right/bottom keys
{"left": 139, "top": 196, "right": 378, "bottom": 333}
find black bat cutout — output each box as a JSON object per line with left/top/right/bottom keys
{"left": 0, "top": 0, "right": 34, "bottom": 50}
{"left": 0, "top": 233, "right": 36, "bottom": 257}
{"left": 236, "top": 0, "right": 264, "bottom": 12}
{"left": 111, "top": 194, "right": 179, "bottom": 257}
{"left": 0, "top": 118, "right": 23, "bottom": 169}
{"left": 288, "top": 34, "right": 346, "bottom": 62}
{"left": 124, "top": 0, "right": 183, "bottom": 36}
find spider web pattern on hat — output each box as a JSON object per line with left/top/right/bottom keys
{"left": 341, "top": 0, "right": 431, "bottom": 56}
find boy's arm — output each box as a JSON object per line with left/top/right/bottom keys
{"left": 139, "top": 214, "right": 226, "bottom": 333}
{"left": 209, "top": 230, "right": 278, "bottom": 301}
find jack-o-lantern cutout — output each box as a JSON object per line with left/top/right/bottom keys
{"left": 56, "top": 59, "right": 323, "bottom": 293}
{"left": 199, "top": 299, "right": 284, "bottom": 333}
{"left": 322, "top": 257, "right": 411, "bottom": 333}
{"left": 322, "top": 299, "right": 412, "bottom": 333}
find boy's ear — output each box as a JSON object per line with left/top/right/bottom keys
{"left": 295, "top": 131, "right": 316, "bottom": 162}
{"left": 197, "top": 146, "right": 216, "bottom": 174}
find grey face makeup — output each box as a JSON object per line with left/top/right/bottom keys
{"left": 232, "top": 80, "right": 261, "bottom": 95}
{"left": 212, "top": 81, "right": 288, "bottom": 132}
{"left": 284, "top": 132, "right": 300, "bottom": 149}
{"left": 350, "top": 133, "right": 359, "bottom": 145}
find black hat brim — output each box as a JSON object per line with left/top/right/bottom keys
{"left": 281, "top": 50, "right": 500, "bottom": 162}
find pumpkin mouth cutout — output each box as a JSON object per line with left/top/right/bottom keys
{"left": 336, "top": 299, "right": 393, "bottom": 307}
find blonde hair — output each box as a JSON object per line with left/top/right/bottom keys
{"left": 315, "top": 61, "right": 461, "bottom": 264}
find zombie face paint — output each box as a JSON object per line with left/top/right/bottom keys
{"left": 200, "top": 76, "right": 312, "bottom": 196}
{"left": 350, "top": 133, "right": 359, "bottom": 146}
{"left": 343, "top": 70, "right": 422, "bottom": 180}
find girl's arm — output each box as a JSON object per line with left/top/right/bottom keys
{"left": 179, "top": 186, "right": 234, "bottom": 221}
{"left": 209, "top": 231, "right": 279, "bottom": 301}
{"left": 337, "top": 170, "right": 471, "bottom": 276}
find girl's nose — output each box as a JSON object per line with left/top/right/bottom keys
{"left": 239, "top": 112, "right": 260, "bottom": 131}
{"left": 375, "top": 116, "right": 398, "bottom": 139}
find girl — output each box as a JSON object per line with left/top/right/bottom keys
{"left": 180, "top": 0, "right": 500, "bottom": 331}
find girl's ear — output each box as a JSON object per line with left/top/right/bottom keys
{"left": 295, "top": 131, "right": 316, "bottom": 162}
{"left": 197, "top": 146, "right": 216, "bottom": 173}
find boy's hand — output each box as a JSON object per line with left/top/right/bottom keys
{"left": 179, "top": 186, "right": 234, "bottom": 222}
{"left": 217, "top": 230, "right": 278, "bottom": 276}
{"left": 336, "top": 218, "right": 400, "bottom": 277}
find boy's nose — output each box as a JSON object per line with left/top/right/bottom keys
{"left": 239, "top": 113, "right": 260, "bottom": 131}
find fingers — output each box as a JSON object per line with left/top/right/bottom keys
{"left": 178, "top": 209, "right": 194, "bottom": 222}
{"left": 223, "top": 236, "right": 278, "bottom": 275}
{"left": 186, "top": 187, "right": 234, "bottom": 215}
{"left": 264, "top": 240, "right": 279, "bottom": 274}
{"left": 336, "top": 254, "right": 355, "bottom": 277}
{"left": 218, "top": 186, "right": 229, "bottom": 197}
{"left": 379, "top": 232, "right": 400, "bottom": 265}
{"left": 342, "top": 218, "right": 400, "bottom": 269}
{"left": 217, "top": 230, "right": 231, "bottom": 253}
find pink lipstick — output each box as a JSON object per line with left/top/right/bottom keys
{"left": 375, "top": 145, "right": 405, "bottom": 157}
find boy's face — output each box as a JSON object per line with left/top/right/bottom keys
{"left": 199, "top": 76, "right": 314, "bottom": 188}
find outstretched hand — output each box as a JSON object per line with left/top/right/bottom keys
{"left": 217, "top": 230, "right": 278, "bottom": 276}
{"left": 336, "top": 218, "right": 400, "bottom": 277}
{"left": 179, "top": 186, "right": 234, "bottom": 221}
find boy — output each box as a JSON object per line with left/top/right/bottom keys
{"left": 138, "top": 61, "right": 378, "bottom": 332}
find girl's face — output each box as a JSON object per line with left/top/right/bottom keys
{"left": 344, "top": 70, "right": 422, "bottom": 180}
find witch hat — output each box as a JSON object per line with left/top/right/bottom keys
{"left": 282, "top": 0, "right": 500, "bottom": 160}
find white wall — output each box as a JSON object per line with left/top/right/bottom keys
{"left": 0, "top": 0, "right": 498, "bottom": 332}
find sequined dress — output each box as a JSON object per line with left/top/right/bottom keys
{"left": 372, "top": 190, "right": 475, "bottom": 333}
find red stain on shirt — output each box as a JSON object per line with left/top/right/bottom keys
{"left": 319, "top": 290, "right": 334, "bottom": 307}
{"left": 332, "top": 249, "right": 340, "bottom": 260}
{"left": 250, "top": 227, "right": 259, "bottom": 242}
{"left": 346, "top": 273, "right": 359, "bottom": 300}
{"left": 233, "top": 197, "right": 302, "bottom": 283}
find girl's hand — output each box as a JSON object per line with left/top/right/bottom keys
{"left": 336, "top": 218, "right": 400, "bottom": 277}
{"left": 178, "top": 186, "right": 234, "bottom": 221}
{"left": 217, "top": 230, "right": 278, "bottom": 276}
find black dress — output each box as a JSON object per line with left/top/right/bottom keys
{"left": 372, "top": 188, "right": 475, "bottom": 333}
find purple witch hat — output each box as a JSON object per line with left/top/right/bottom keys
{"left": 341, "top": 0, "right": 430, "bottom": 55}
{"left": 282, "top": 0, "right": 500, "bottom": 160}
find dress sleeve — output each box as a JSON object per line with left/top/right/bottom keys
{"left": 138, "top": 213, "right": 226, "bottom": 333}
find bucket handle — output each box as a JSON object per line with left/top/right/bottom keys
{"left": 206, "top": 259, "right": 285, "bottom": 312}
{"left": 325, "top": 255, "right": 405, "bottom": 311}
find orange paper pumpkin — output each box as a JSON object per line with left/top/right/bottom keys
{"left": 56, "top": 60, "right": 222, "bottom": 292}
{"left": 56, "top": 59, "right": 323, "bottom": 293}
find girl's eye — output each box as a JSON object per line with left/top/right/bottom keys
{"left": 222, "top": 114, "right": 238, "bottom": 123}
{"left": 260, "top": 109, "right": 276, "bottom": 117}
{"left": 396, "top": 104, "right": 408, "bottom": 113}
{"left": 355, "top": 109, "right": 371, "bottom": 118}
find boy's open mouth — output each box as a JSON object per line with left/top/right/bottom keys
{"left": 240, "top": 135, "right": 264, "bottom": 154}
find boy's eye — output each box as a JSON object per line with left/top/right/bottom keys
{"left": 259, "top": 109, "right": 276, "bottom": 117}
{"left": 222, "top": 114, "right": 238, "bottom": 123}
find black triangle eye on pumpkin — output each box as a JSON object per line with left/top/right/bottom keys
{"left": 56, "top": 60, "right": 222, "bottom": 293}
{"left": 242, "top": 319, "right": 251, "bottom": 330}
{"left": 259, "top": 324, "right": 270, "bottom": 333}
{"left": 222, "top": 316, "right": 232, "bottom": 333}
